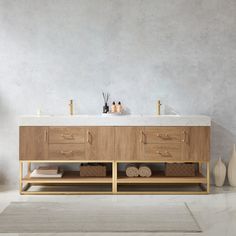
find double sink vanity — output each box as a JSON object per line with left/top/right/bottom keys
{"left": 19, "top": 115, "right": 211, "bottom": 195}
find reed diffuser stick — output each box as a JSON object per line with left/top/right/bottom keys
{"left": 102, "top": 92, "right": 110, "bottom": 113}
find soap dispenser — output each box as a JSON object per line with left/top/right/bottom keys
{"left": 117, "top": 101, "right": 122, "bottom": 113}
{"left": 111, "top": 101, "right": 116, "bottom": 113}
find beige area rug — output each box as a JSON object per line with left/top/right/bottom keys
{"left": 0, "top": 202, "right": 201, "bottom": 233}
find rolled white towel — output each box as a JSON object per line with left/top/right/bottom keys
{"left": 125, "top": 164, "right": 139, "bottom": 177}
{"left": 139, "top": 164, "right": 152, "bottom": 177}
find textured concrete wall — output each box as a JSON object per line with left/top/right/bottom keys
{"left": 0, "top": 0, "right": 236, "bottom": 184}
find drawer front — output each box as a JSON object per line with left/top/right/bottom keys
{"left": 49, "top": 144, "right": 85, "bottom": 160}
{"left": 49, "top": 127, "right": 85, "bottom": 144}
{"left": 143, "top": 143, "right": 181, "bottom": 161}
{"left": 144, "top": 127, "right": 183, "bottom": 144}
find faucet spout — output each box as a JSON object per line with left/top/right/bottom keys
{"left": 157, "top": 100, "right": 161, "bottom": 115}
{"left": 69, "top": 100, "right": 74, "bottom": 115}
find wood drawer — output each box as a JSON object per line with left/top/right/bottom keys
{"left": 49, "top": 127, "right": 85, "bottom": 144}
{"left": 49, "top": 144, "right": 85, "bottom": 160}
{"left": 143, "top": 143, "right": 181, "bottom": 160}
{"left": 144, "top": 127, "right": 183, "bottom": 144}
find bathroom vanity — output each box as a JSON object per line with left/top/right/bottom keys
{"left": 19, "top": 115, "right": 211, "bottom": 195}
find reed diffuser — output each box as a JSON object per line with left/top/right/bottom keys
{"left": 102, "top": 92, "right": 110, "bottom": 113}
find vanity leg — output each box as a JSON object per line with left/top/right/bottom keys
{"left": 19, "top": 161, "right": 23, "bottom": 194}
{"left": 198, "top": 162, "right": 202, "bottom": 175}
{"left": 27, "top": 162, "right": 31, "bottom": 175}
{"left": 112, "top": 161, "right": 117, "bottom": 193}
{"left": 207, "top": 162, "right": 210, "bottom": 193}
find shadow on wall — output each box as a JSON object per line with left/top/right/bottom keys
{"left": 211, "top": 120, "right": 236, "bottom": 185}
{"left": 0, "top": 157, "right": 7, "bottom": 184}
{"left": 0, "top": 94, "right": 13, "bottom": 185}
{"left": 0, "top": 96, "right": 8, "bottom": 122}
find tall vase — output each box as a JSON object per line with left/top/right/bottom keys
{"left": 213, "top": 157, "right": 226, "bottom": 187}
{"left": 228, "top": 144, "right": 236, "bottom": 187}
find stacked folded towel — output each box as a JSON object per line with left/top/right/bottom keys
{"left": 36, "top": 166, "right": 58, "bottom": 175}
{"left": 30, "top": 166, "right": 63, "bottom": 178}
{"left": 125, "top": 164, "right": 152, "bottom": 178}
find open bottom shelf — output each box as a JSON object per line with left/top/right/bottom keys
{"left": 22, "top": 183, "right": 113, "bottom": 195}
{"left": 21, "top": 183, "right": 207, "bottom": 195}
{"left": 117, "top": 171, "right": 207, "bottom": 184}
{"left": 20, "top": 161, "right": 210, "bottom": 195}
{"left": 117, "top": 183, "right": 207, "bottom": 194}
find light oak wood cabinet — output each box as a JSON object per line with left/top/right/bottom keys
{"left": 115, "top": 127, "right": 142, "bottom": 161}
{"left": 49, "top": 127, "right": 86, "bottom": 144}
{"left": 114, "top": 127, "right": 210, "bottom": 161}
{"left": 49, "top": 144, "right": 86, "bottom": 160}
{"left": 187, "top": 126, "right": 210, "bottom": 161}
{"left": 20, "top": 126, "right": 210, "bottom": 161}
{"left": 19, "top": 125, "right": 210, "bottom": 195}
{"left": 86, "top": 127, "right": 115, "bottom": 160}
{"left": 20, "top": 127, "right": 48, "bottom": 160}
{"left": 20, "top": 126, "right": 115, "bottom": 161}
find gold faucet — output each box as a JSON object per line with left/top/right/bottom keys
{"left": 157, "top": 100, "right": 161, "bottom": 115}
{"left": 69, "top": 99, "right": 73, "bottom": 115}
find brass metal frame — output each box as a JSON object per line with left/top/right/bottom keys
{"left": 207, "top": 161, "right": 210, "bottom": 193}
{"left": 19, "top": 160, "right": 210, "bottom": 195}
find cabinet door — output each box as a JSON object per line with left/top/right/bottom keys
{"left": 20, "top": 126, "right": 48, "bottom": 160}
{"left": 184, "top": 127, "right": 210, "bottom": 161}
{"left": 86, "top": 127, "right": 114, "bottom": 160}
{"left": 115, "top": 127, "right": 143, "bottom": 161}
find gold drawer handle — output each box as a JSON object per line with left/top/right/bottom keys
{"left": 44, "top": 130, "right": 48, "bottom": 143}
{"left": 156, "top": 150, "right": 171, "bottom": 157}
{"left": 140, "top": 131, "right": 146, "bottom": 144}
{"left": 182, "top": 130, "right": 189, "bottom": 144}
{"left": 87, "top": 131, "right": 92, "bottom": 144}
{"left": 60, "top": 150, "right": 73, "bottom": 155}
{"left": 182, "top": 131, "right": 186, "bottom": 142}
{"left": 156, "top": 134, "right": 170, "bottom": 139}
{"left": 61, "top": 134, "right": 74, "bottom": 140}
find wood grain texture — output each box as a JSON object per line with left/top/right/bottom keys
{"left": 20, "top": 126, "right": 210, "bottom": 162}
{"left": 49, "top": 127, "right": 86, "bottom": 144}
{"left": 86, "top": 127, "right": 115, "bottom": 160}
{"left": 144, "top": 143, "right": 181, "bottom": 161}
{"left": 20, "top": 127, "right": 48, "bottom": 160}
{"left": 49, "top": 144, "right": 85, "bottom": 160}
{"left": 186, "top": 127, "right": 210, "bottom": 161}
{"left": 115, "top": 127, "right": 143, "bottom": 161}
{"left": 143, "top": 127, "right": 182, "bottom": 144}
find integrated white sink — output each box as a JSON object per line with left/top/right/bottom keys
{"left": 19, "top": 114, "right": 211, "bottom": 126}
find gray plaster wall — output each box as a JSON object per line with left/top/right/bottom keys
{"left": 0, "top": 0, "right": 235, "bottom": 185}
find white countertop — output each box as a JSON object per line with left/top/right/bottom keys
{"left": 19, "top": 115, "right": 211, "bottom": 126}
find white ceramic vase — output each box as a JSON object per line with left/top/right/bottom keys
{"left": 228, "top": 144, "right": 236, "bottom": 187}
{"left": 213, "top": 157, "right": 226, "bottom": 187}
